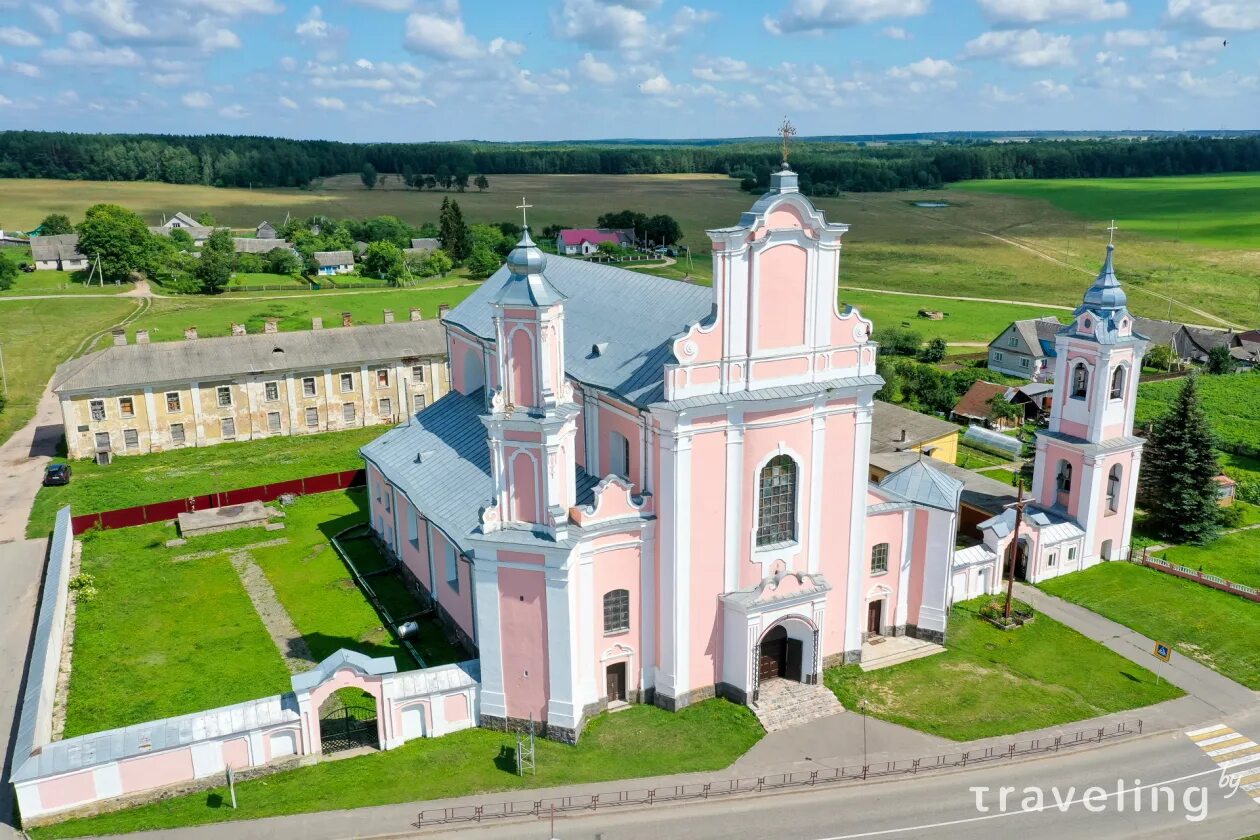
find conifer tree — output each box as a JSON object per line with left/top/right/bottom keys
{"left": 1139, "top": 375, "right": 1221, "bottom": 545}
{"left": 438, "top": 198, "right": 471, "bottom": 262}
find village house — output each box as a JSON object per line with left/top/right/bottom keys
{"left": 315, "top": 250, "right": 355, "bottom": 275}
{"left": 555, "top": 228, "right": 635, "bottom": 256}
{"left": 52, "top": 312, "right": 448, "bottom": 460}
{"left": 256, "top": 221, "right": 278, "bottom": 239}
{"left": 951, "top": 380, "right": 1018, "bottom": 430}
{"left": 411, "top": 237, "right": 440, "bottom": 251}
{"left": 30, "top": 234, "right": 88, "bottom": 272}
{"left": 233, "top": 237, "right": 294, "bottom": 255}
{"left": 149, "top": 212, "right": 217, "bottom": 246}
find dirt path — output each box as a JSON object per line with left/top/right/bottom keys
{"left": 844, "top": 285, "right": 1075, "bottom": 311}
{"left": 229, "top": 551, "right": 317, "bottom": 674}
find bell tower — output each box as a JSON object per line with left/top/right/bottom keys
{"left": 1032, "top": 235, "right": 1146, "bottom": 561}
{"left": 481, "top": 228, "right": 580, "bottom": 538}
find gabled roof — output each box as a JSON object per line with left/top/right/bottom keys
{"left": 445, "top": 255, "right": 712, "bottom": 407}
{"left": 30, "top": 234, "right": 84, "bottom": 263}
{"left": 165, "top": 212, "right": 200, "bottom": 228}
{"left": 411, "top": 238, "right": 440, "bottom": 251}
{"left": 234, "top": 237, "right": 292, "bottom": 254}
{"left": 870, "top": 401, "right": 959, "bottom": 454}
{"left": 290, "top": 649, "right": 396, "bottom": 693}
{"left": 53, "top": 320, "right": 445, "bottom": 393}
{"left": 952, "top": 380, "right": 1009, "bottom": 421}
{"left": 315, "top": 250, "right": 354, "bottom": 267}
{"left": 877, "top": 458, "right": 964, "bottom": 512}
{"left": 979, "top": 505, "right": 1084, "bottom": 546}
{"left": 993, "top": 316, "right": 1061, "bottom": 358}
{"left": 557, "top": 228, "right": 631, "bottom": 247}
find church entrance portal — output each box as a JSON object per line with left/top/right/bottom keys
{"left": 605, "top": 662, "right": 626, "bottom": 703}
{"left": 758, "top": 624, "right": 803, "bottom": 683}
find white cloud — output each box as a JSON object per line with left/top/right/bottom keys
{"left": 404, "top": 7, "right": 483, "bottom": 60}
{"left": 692, "top": 56, "right": 751, "bottom": 82}
{"left": 181, "top": 90, "right": 213, "bottom": 108}
{"left": 1166, "top": 0, "right": 1260, "bottom": 31}
{"left": 42, "top": 31, "right": 143, "bottom": 66}
{"left": 553, "top": 0, "right": 707, "bottom": 55}
{"left": 980, "top": 83, "right": 1020, "bottom": 103}
{"left": 488, "top": 37, "right": 525, "bottom": 57}
{"left": 882, "top": 26, "right": 910, "bottom": 39}
{"left": 0, "top": 26, "right": 41, "bottom": 46}
{"left": 217, "top": 103, "right": 248, "bottom": 118}
{"left": 383, "top": 92, "right": 435, "bottom": 107}
{"left": 1103, "top": 29, "right": 1165, "bottom": 47}
{"left": 296, "top": 6, "right": 330, "bottom": 41}
{"left": 347, "top": 0, "right": 414, "bottom": 9}
{"left": 764, "top": 0, "right": 930, "bottom": 35}
{"left": 887, "top": 56, "right": 957, "bottom": 78}
{"left": 1151, "top": 37, "right": 1226, "bottom": 67}
{"left": 0, "top": 93, "right": 12, "bottom": 106}
{"left": 279, "top": 95, "right": 298, "bottom": 109}
{"left": 640, "top": 72, "right": 673, "bottom": 95}
{"left": 32, "top": 7, "right": 61, "bottom": 34}
{"left": 313, "top": 95, "right": 346, "bottom": 110}
{"left": 1031, "top": 78, "right": 1070, "bottom": 97}
{"left": 11, "top": 61, "right": 39, "bottom": 76}
{"left": 975, "top": 0, "right": 1127, "bottom": 25}
{"left": 196, "top": 23, "right": 241, "bottom": 52}
{"left": 962, "top": 28, "right": 1075, "bottom": 67}
{"left": 578, "top": 52, "right": 617, "bottom": 83}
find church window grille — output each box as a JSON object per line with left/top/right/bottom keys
{"left": 1110, "top": 366, "right": 1125, "bottom": 400}
{"left": 756, "top": 455, "right": 798, "bottom": 546}
{"left": 603, "top": 589, "right": 630, "bottom": 634}
{"left": 871, "top": 543, "right": 889, "bottom": 575}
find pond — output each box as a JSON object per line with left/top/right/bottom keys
{"left": 913, "top": 201, "right": 950, "bottom": 208}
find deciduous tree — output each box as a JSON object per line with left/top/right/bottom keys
{"left": 361, "top": 163, "right": 378, "bottom": 190}
{"left": 38, "top": 213, "right": 74, "bottom": 235}
{"left": 1206, "top": 345, "right": 1233, "bottom": 375}
{"left": 75, "top": 204, "right": 157, "bottom": 283}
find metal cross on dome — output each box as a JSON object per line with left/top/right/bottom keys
{"left": 1107, "top": 219, "right": 1118, "bottom": 245}
{"left": 517, "top": 196, "right": 533, "bottom": 229}
{"left": 779, "top": 117, "right": 796, "bottom": 164}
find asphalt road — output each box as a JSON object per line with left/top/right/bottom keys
{"left": 434, "top": 721, "right": 1260, "bottom": 840}
{"left": 0, "top": 539, "right": 47, "bottom": 839}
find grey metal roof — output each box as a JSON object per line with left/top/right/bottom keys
{"left": 315, "top": 250, "right": 354, "bottom": 267}
{"left": 234, "top": 237, "right": 292, "bottom": 254}
{"left": 653, "top": 375, "right": 884, "bottom": 412}
{"left": 291, "top": 649, "right": 396, "bottom": 693}
{"left": 870, "top": 451, "right": 1017, "bottom": 516}
{"left": 445, "top": 255, "right": 713, "bottom": 407}
{"left": 1035, "top": 428, "right": 1145, "bottom": 455}
{"left": 870, "top": 401, "right": 959, "bottom": 453}
{"left": 979, "top": 506, "right": 1085, "bottom": 545}
{"left": 722, "top": 571, "right": 831, "bottom": 609}
{"left": 30, "top": 234, "right": 84, "bottom": 263}
{"left": 391, "top": 660, "right": 481, "bottom": 699}
{"left": 877, "top": 458, "right": 964, "bottom": 512}
{"left": 361, "top": 390, "right": 601, "bottom": 551}
{"left": 13, "top": 507, "right": 73, "bottom": 783}
{"left": 953, "top": 543, "right": 998, "bottom": 569}
{"left": 53, "top": 320, "right": 446, "bottom": 393}
{"left": 491, "top": 232, "right": 566, "bottom": 307}
{"left": 412, "top": 238, "right": 440, "bottom": 251}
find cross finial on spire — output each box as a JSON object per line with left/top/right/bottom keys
{"left": 779, "top": 116, "right": 796, "bottom": 165}
{"left": 517, "top": 196, "right": 533, "bottom": 229}
{"left": 1107, "top": 219, "right": 1118, "bottom": 246}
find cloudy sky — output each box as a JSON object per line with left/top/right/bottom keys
{"left": 0, "top": 0, "right": 1256, "bottom": 141}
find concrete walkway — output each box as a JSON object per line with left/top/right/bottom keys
{"left": 1014, "top": 582, "right": 1257, "bottom": 714}
{"left": 0, "top": 539, "right": 48, "bottom": 839}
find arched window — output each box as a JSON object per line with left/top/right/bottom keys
{"left": 603, "top": 589, "right": 630, "bottom": 634}
{"left": 1056, "top": 461, "right": 1073, "bottom": 495}
{"left": 1109, "top": 366, "right": 1125, "bottom": 400}
{"left": 1071, "top": 364, "right": 1089, "bottom": 399}
{"left": 1107, "top": 464, "right": 1122, "bottom": 512}
{"left": 608, "top": 431, "right": 631, "bottom": 480}
{"left": 870, "top": 543, "right": 889, "bottom": 575}
{"left": 756, "top": 454, "right": 797, "bottom": 546}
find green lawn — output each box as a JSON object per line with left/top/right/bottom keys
{"left": 64, "top": 524, "right": 292, "bottom": 737}
{"left": 839, "top": 290, "right": 1066, "bottom": 344}
{"left": 226, "top": 272, "right": 306, "bottom": 289}
{"left": 955, "top": 174, "right": 1260, "bottom": 250}
{"left": 1154, "top": 518, "right": 1260, "bottom": 589}
{"left": 27, "top": 425, "right": 384, "bottom": 537}
{"left": 0, "top": 296, "right": 138, "bottom": 448}
{"left": 955, "top": 444, "right": 1009, "bottom": 470}
{"left": 1040, "top": 563, "right": 1260, "bottom": 689}
{"left": 0, "top": 269, "right": 134, "bottom": 297}
{"left": 32, "top": 699, "right": 763, "bottom": 839}
{"left": 980, "top": 467, "right": 1021, "bottom": 487}
{"left": 1136, "top": 374, "right": 1260, "bottom": 481}
{"left": 825, "top": 598, "right": 1183, "bottom": 741}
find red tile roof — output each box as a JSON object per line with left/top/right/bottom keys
{"left": 558, "top": 229, "right": 627, "bottom": 247}
{"left": 953, "top": 380, "right": 1011, "bottom": 421}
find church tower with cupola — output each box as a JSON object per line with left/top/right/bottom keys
{"left": 480, "top": 228, "right": 580, "bottom": 538}
{"left": 1031, "top": 239, "right": 1147, "bottom": 563}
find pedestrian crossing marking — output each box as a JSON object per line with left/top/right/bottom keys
{"left": 1186, "top": 723, "right": 1260, "bottom": 806}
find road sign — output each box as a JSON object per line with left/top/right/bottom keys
{"left": 1154, "top": 642, "right": 1172, "bottom": 662}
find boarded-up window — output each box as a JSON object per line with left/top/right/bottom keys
{"left": 340, "top": 373, "right": 354, "bottom": 392}
{"left": 413, "top": 394, "right": 427, "bottom": 413}
{"left": 302, "top": 377, "right": 317, "bottom": 397}
{"left": 264, "top": 381, "right": 279, "bottom": 401}
{"left": 118, "top": 397, "right": 135, "bottom": 418}
{"left": 221, "top": 417, "right": 236, "bottom": 439}
{"left": 377, "top": 368, "right": 390, "bottom": 388}
{"left": 411, "top": 365, "right": 426, "bottom": 383}
{"left": 267, "top": 411, "right": 282, "bottom": 432}
{"left": 123, "top": 428, "right": 139, "bottom": 449}
{"left": 170, "top": 423, "right": 185, "bottom": 444}
{"left": 305, "top": 407, "right": 319, "bottom": 428}
{"left": 379, "top": 397, "right": 392, "bottom": 418}
{"left": 90, "top": 400, "right": 106, "bottom": 421}
{"left": 342, "top": 402, "right": 356, "bottom": 422}
{"left": 94, "top": 431, "right": 111, "bottom": 450}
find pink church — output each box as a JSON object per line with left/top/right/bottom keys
{"left": 362, "top": 166, "right": 1140, "bottom": 741}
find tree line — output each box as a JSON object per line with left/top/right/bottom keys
{"left": 4, "top": 131, "right": 1260, "bottom": 195}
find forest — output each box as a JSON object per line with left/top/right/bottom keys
{"left": 2, "top": 131, "right": 1260, "bottom": 195}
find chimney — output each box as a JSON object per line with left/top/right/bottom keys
{"left": 264, "top": 318, "right": 278, "bottom": 335}
{"left": 341, "top": 311, "right": 352, "bottom": 328}
{"left": 312, "top": 316, "right": 323, "bottom": 330}
{"left": 437, "top": 304, "right": 450, "bottom": 319}
{"left": 231, "top": 323, "right": 246, "bottom": 337}
{"left": 184, "top": 326, "right": 198, "bottom": 341}
{"left": 135, "top": 329, "right": 150, "bottom": 345}
{"left": 112, "top": 329, "right": 127, "bottom": 346}
{"left": 383, "top": 309, "right": 395, "bottom": 324}
{"left": 409, "top": 307, "right": 422, "bottom": 321}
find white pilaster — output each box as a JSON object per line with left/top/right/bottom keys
{"left": 544, "top": 569, "right": 579, "bottom": 728}
{"left": 322, "top": 368, "right": 335, "bottom": 429}
{"left": 723, "top": 418, "right": 744, "bottom": 592}
{"left": 583, "top": 387, "right": 600, "bottom": 475}
{"left": 1121, "top": 452, "right": 1142, "bottom": 557}
{"left": 142, "top": 387, "right": 158, "bottom": 450}
{"left": 472, "top": 563, "right": 506, "bottom": 718}
{"left": 1079, "top": 455, "right": 1105, "bottom": 562}
{"left": 190, "top": 382, "right": 205, "bottom": 444}
{"left": 896, "top": 508, "right": 912, "bottom": 628}
{"left": 806, "top": 407, "right": 826, "bottom": 573}
{"left": 844, "top": 406, "right": 873, "bottom": 655}
{"left": 578, "top": 551, "right": 597, "bottom": 707}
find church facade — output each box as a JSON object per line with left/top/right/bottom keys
{"left": 361, "top": 168, "right": 1140, "bottom": 741}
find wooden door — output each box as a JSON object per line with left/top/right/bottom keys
{"left": 785, "top": 638, "right": 804, "bottom": 682}
{"left": 605, "top": 662, "right": 626, "bottom": 702}
{"left": 758, "top": 625, "right": 787, "bottom": 681}
{"left": 867, "top": 600, "right": 882, "bottom": 635}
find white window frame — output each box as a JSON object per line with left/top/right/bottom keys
{"left": 264, "top": 381, "right": 280, "bottom": 402}
{"left": 301, "top": 377, "right": 317, "bottom": 398}
{"left": 376, "top": 368, "right": 390, "bottom": 388}
{"left": 118, "top": 396, "right": 135, "bottom": 418}
{"left": 166, "top": 391, "right": 181, "bottom": 412}
{"left": 216, "top": 385, "right": 233, "bottom": 407}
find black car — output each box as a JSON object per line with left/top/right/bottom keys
{"left": 43, "top": 463, "right": 72, "bottom": 486}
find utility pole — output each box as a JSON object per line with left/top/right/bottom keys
{"left": 1003, "top": 482, "right": 1029, "bottom": 623}
{"left": 0, "top": 340, "right": 7, "bottom": 396}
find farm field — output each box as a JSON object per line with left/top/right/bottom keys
{"left": 27, "top": 424, "right": 383, "bottom": 536}
{"left": 825, "top": 597, "right": 1181, "bottom": 741}
{"left": 954, "top": 174, "right": 1260, "bottom": 249}
{"left": 1135, "top": 373, "right": 1260, "bottom": 482}
{"left": 1040, "top": 562, "right": 1260, "bottom": 689}
{"left": 838, "top": 289, "right": 1066, "bottom": 345}
{"left": 0, "top": 296, "right": 138, "bottom": 448}
{"left": 3, "top": 173, "right": 1257, "bottom": 327}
